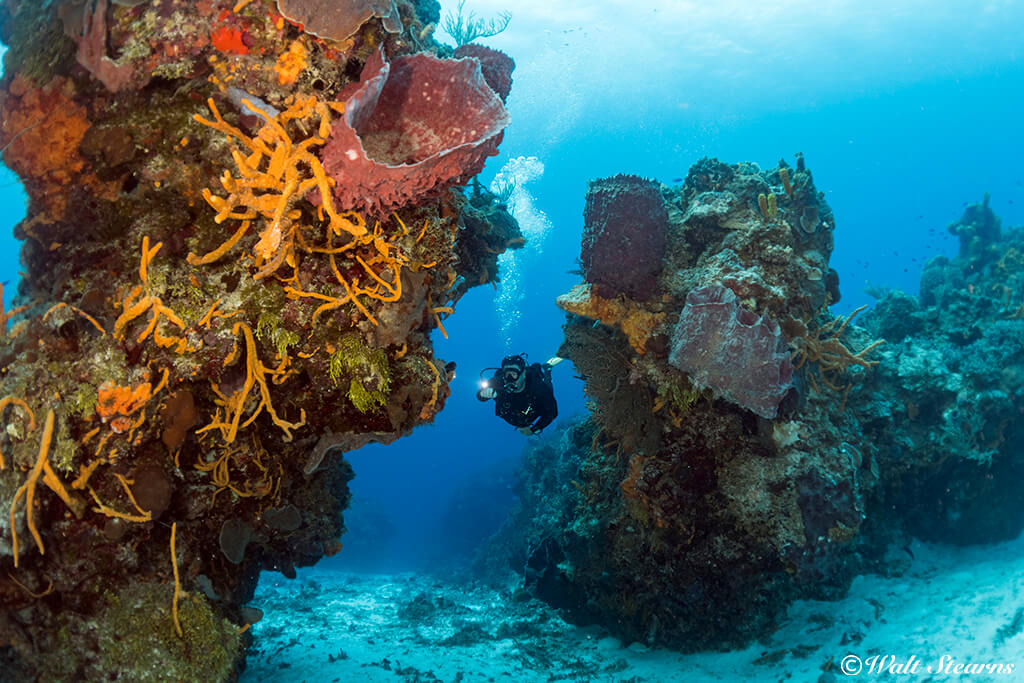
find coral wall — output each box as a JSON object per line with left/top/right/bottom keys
{"left": 0, "top": 0, "right": 520, "bottom": 678}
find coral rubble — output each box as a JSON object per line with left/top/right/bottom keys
{"left": 0, "top": 0, "right": 519, "bottom": 678}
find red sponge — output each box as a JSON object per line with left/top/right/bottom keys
{"left": 318, "top": 47, "right": 512, "bottom": 216}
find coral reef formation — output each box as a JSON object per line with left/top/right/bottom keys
{"left": 487, "top": 156, "right": 888, "bottom": 650}
{"left": 855, "top": 197, "right": 1024, "bottom": 544}
{"left": 0, "top": 0, "right": 519, "bottom": 678}
{"left": 487, "top": 166, "right": 1023, "bottom": 654}
{"left": 946, "top": 191, "right": 1001, "bottom": 269}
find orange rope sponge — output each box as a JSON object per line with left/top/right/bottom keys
{"left": 9, "top": 409, "right": 55, "bottom": 567}
{"left": 170, "top": 522, "right": 183, "bottom": 637}
{"left": 191, "top": 95, "right": 364, "bottom": 280}
{"left": 196, "top": 321, "right": 306, "bottom": 444}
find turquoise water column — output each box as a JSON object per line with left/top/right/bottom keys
{"left": 0, "top": 43, "right": 28, "bottom": 310}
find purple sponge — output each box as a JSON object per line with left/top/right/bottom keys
{"left": 581, "top": 175, "right": 667, "bottom": 301}
{"left": 668, "top": 286, "right": 793, "bottom": 419}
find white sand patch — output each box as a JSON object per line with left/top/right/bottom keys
{"left": 242, "top": 533, "right": 1024, "bottom": 682}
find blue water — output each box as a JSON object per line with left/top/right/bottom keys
{"left": 3, "top": 1, "right": 1024, "bottom": 571}
{"left": 0, "top": 43, "right": 25, "bottom": 311}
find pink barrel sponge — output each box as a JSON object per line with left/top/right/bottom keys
{"left": 668, "top": 285, "right": 794, "bottom": 419}
{"left": 319, "top": 47, "right": 512, "bottom": 216}
{"left": 453, "top": 44, "right": 515, "bottom": 103}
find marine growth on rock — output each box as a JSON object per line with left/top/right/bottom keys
{"left": 0, "top": 0, "right": 521, "bottom": 678}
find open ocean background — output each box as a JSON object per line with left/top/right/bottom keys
{"left": 2, "top": 0, "right": 1023, "bottom": 573}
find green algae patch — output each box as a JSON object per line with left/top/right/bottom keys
{"left": 1, "top": 5, "right": 75, "bottom": 86}
{"left": 93, "top": 583, "right": 241, "bottom": 682}
{"left": 330, "top": 333, "right": 391, "bottom": 413}
{"left": 256, "top": 310, "right": 300, "bottom": 359}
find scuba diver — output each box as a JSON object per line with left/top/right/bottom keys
{"left": 477, "top": 354, "right": 562, "bottom": 435}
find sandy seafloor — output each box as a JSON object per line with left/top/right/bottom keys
{"left": 241, "top": 533, "right": 1024, "bottom": 682}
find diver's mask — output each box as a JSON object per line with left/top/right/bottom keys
{"left": 499, "top": 355, "right": 527, "bottom": 393}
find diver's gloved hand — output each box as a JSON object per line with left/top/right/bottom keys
{"left": 518, "top": 426, "right": 535, "bottom": 436}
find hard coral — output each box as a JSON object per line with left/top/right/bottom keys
{"left": 581, "top": 175, "right": 667, "bottom": 302}
{"left": 276, "top": 0, "right": 402, "bottom": 42}
{"left": 319, "top": 47, "right": 511, "bottom": 216}
{"left": 668, "top": 285, "right": 794, "bottom": 419}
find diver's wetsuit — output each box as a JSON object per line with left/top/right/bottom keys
{"left": 491, "top": 363, "right": 558, "bottom": 434}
